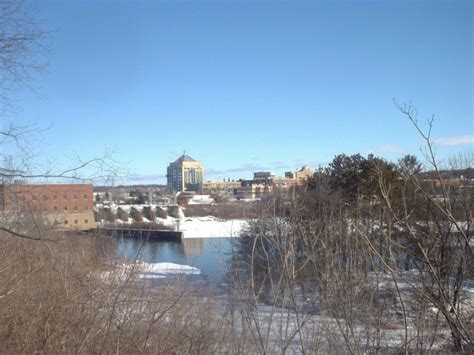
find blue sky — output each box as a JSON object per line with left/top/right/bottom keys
{"left": 13, "top": 0, "right": 473, "bottom": 184}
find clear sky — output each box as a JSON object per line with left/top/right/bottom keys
{"left": 13, "top": 0, "right": 473, "bottom": 184}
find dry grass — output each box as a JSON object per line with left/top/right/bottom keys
{"left": 0, "top": 231, "right": 234, "bottom": 354}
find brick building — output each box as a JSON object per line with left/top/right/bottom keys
{"left": 0, "top": 184, "right": 95, "bottom": 230}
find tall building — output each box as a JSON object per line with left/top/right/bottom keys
{"left": 166, "top": 154, "right": 204, "bottom": 193}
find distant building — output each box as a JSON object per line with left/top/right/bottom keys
{"left": 0, "top": 183, "right": 95, "bottom": 230}
{"left": 234, "top": 181, "right": 272, "bottom": 200}
{"left": 167, "top": 154, "right": 204, "bottom": 193}
{"left": 253, "top": 171, "right": 276, "bottom": 180}
{"left": 202, "top": 180, "right": 241, "bottom": 196}
{"left": 285, "top": 165, "right": 313, "bottom": 180}
{"left": 235, "top": 166, "right": 313, "bottom": 200}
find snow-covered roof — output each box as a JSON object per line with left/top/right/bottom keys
{"left": 188, "top": 194, "right": 214, "bottom": 205}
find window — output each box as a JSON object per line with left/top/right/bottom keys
{"left": 43, "top": 206, "right": 48, "bottom": 212}
{"left": 74, "top": 206, "right": 78, "bottom": 212}
{"left": 54, "top": 206, "right": 58, "bottom": 212}
{"left": 64, "top": 220, "right": 68, "bottom": 224}
{"left": 43, "top": 195, "right": 48, "bottom": 201}
{"left": 64, "top": 206, "right": 68, "bottom": 212}
{"left": 84, "top": 205, "right": 88, "bottom": 210}
{"left": 63, "top": 194, "right": 67, "bottom": 200}
{"left": 74, "top": 219, "right": 78, "bottom": 224}
{"left": 84, "top": 219, "right": 88, "bottom": 224}
{"left": 53, "top": 195, "right": 58, "bottom": 200}
{"left": 83, "top": 194, "right": 88, "bottom": 199}
{"left": 32, "top": 195, "right": 37, "bottom": 200}
{"left": 73, "top": 194, "right": 78, "bottom": 200}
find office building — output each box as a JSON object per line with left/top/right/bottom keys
{"left": 167, "top": 154, "right": 204, "bottom": 193}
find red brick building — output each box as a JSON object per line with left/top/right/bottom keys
{"left": 0, "top": 184, "right": 95, "bottom": 230}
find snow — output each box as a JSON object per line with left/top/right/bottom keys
{"left": 137, "top": 261, "right": 201, "bottom": 280}
{"left": 188, "top": 195, "right": 215, "bottom": 205}
{"left": 155, "top": 215, "right": 178, "bottom": 228}
{"left": 97, "top": 203, "right": 249, "bottom": 238}
{"left": 100, "top": 261, "right": 201, "bottom": 281}
{"left": 155, "top": 215, "right": 248, "bottom": 238}
{"left": 178, "top": 217, "right": 248, "bottom": 238}
{"left": 140, "top": 262, "right": 201, "bottom": 275}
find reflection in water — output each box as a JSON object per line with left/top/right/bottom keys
{"left": 181, "top": 238, "right": 205, "bottom": 257}
{"left": 95, "top": 235, "right": 232, "bottom": 283}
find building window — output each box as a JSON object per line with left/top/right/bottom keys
{"left": 64, "top": 220, "right": 68, "bottom": 224}
{"left": 74, "top": 219, "right": 78, "bottom": 224}
{"left": 54, "top": 206, "right": 58, "bottom": 212}
{"left": 43, "top": 195, "right": 48, "bottom": 201}
{"left": 63, "top": 194, "right": 67, "bottom": 200}
{"left": 64, "top": 206, "right": 68, "bottom": 212}
{"left": 84, "top": 205, "right": 88, "bottom": 210}
{"left": 83, "top": 194, "right": 88, "bottom": 199}
{"left": 84, "top": 219, "right": 88, "bottom": 224}
{"left": 74, "top": 206, "right": 78, "bottom": 212}
{"left": 32, "top": 195, "right": 37, "bottom": 200}
{"left": 53, "top": 195, "right": 58, "bottom": 200}
{"left": 43, "top": 206, "right": 48, "bottom": 212}
{"left": 73, "top": 194, "right": 78, "bottom": 200}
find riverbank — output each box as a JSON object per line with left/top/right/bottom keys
{"left": 155, "top": 216, "right": 248, "bottom": 239}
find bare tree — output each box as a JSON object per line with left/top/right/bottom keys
{"left": 0, "top": 0, "right": 46, "bottom": 108}
{"left": 0, "top": 1, "right": 122, "bottom": 241}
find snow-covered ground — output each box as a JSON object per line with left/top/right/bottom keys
{"left": 155, "top": 215, "right": 248, "bottom": 239}
{"left": 179, "top": 217, "right": 247, "bottom": 238}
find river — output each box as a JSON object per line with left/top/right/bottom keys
{"left": 96, "top": 236, "right": 234, "bottom": 289}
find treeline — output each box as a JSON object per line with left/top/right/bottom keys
{"left": 420, "top": 167, "right": 474, "bottom": 180}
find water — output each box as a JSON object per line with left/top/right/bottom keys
{"left": 97, "top": 236, "right": 234, "bottom": 287}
